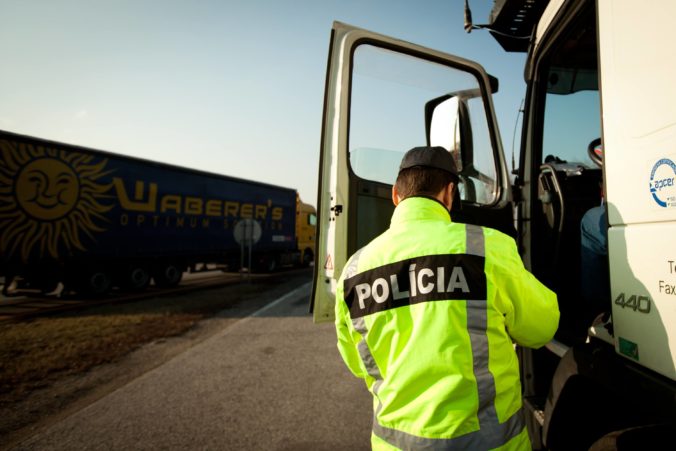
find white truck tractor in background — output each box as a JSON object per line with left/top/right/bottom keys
{"left": 311, "top": 0, "right": 675, "bottom": 448}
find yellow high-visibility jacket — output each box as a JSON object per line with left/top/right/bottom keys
{"left": 335, "top": 197, "right": 559, "bottom": 451}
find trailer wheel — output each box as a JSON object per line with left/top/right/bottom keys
{"left": 36, "top": 273, "right": 61, "bottom": 294}
{"left": 153, "top": 263, "right": 183, "bottom": 288}
{"left": 122, "top": 266, "right": 151, "bottom": 291}
{"left": 302, "top": 249, "right": 314, "bottom": 267}
{"left": 259, "top": 255, "right": 278, "bottom": 273}
{"left": 78, "top": 269, "right": 113, "bottom": 295}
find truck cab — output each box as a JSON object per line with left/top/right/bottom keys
{"left": 296, "top": 195, "right": 317, "bottom": 266}
{"left": 311, "top": 0, "right": 676, "bottom": 448}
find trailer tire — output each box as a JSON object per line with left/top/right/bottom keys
{"left": 122, "top": 265, "right": 151, "bottom": 291}
{"left": 267, "top": 256, "right": 278, "bottom": 272}
{"left": 78, "top": 269, "right": 113, "bottom": 295}
{"left": 302, "top": 249, "right": 314, "bottom": 267}
{"left": 259, "top": 255, "right": 278, "bottom": 273}
{"left": 37, "top": 273, "right": 61, "bottom": 294}
{"left": 153, "top": 263, "right": 183, "bottom": 288}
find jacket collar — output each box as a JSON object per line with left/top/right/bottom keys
{"left": 391, "top": 196, "right": 452, "bottom": 225}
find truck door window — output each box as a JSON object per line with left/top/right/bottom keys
{"left": 349, "top": 44, "right": 498, "bottom": 204}
{"left": 543, "top": 88, "right": 600, "bottom": 167}
{"left": 541, "top": 11, "right": 600, "bottom": 167}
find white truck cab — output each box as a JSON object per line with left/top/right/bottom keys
{"left": 312, "top": 1, "right": 676, "bottom": 448}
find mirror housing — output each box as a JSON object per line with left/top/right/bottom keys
{"left": 425, "top": 73, "right": 497, "bottom": 153}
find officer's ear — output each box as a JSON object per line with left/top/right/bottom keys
{"left": 392, "top": 185, "right": 401, "bottom": 206}
{"left": 442, "top": 182, "right": 454, "bottom": 210}
{"left": 450, "top": 181, "right": 462, "bottom": 212}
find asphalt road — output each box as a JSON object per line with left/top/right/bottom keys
{"left": 13, "top": 280, "right": 372, "bottom": 450}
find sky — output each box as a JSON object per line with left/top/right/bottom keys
{"left": 0, "top": 0, "right": 527, "bottom": 206}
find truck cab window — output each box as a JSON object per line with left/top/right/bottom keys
{"left": 540, "top": 5, "right": 600, "bottom": 168}
{"left": 349, "top": 44, "right": 498, "bottom": 205}
{"left": 543, "top": 89, "right": 600, "bottom": 167}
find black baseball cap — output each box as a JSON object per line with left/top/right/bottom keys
{"left": 399, "top": 146, "right": 459, "bottom": 182}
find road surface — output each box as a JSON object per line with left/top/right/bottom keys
{"left": 12, "top": 279, "right": 372, "bottom": 450}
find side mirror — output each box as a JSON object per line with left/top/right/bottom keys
{"left": 429, "top": 96, "right": 462, "bottom": 161}
{"left": 426, "top": 94, "right": 472, "bottom": 174}
{"left": 425, "top": 75, "right": 498, "bottom": 164}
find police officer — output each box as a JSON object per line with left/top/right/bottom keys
{"left": 335, "top": 146, "right": 559, "bottom": 450}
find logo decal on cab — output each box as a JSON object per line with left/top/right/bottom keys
{"left": 649, "top": 158, "right": 676, "bottom": 208}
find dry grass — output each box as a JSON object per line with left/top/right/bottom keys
{"left": 0, "top": 277, "right": 268, "bottom": 402}
{"left": 0, "top": 312, "right": 200, "bottom": 400}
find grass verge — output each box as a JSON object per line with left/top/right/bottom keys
{"left": 0, "top": 313, "right": 200, "bottom": 401}
{"left": 0, "top": 276, "right": 269, "bottom": 403}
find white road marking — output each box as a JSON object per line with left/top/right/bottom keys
{"left": 251, "top": 281, "right": 312, "bottom": 317}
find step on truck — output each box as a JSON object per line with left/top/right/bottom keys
{"left": 0, "top": 130, "right": 316, "bottom": 295}
{"left": 311, "top": 1, "right": 676, "bottom": 448}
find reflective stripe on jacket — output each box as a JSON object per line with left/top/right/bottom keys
{"left": 335, "top": 197, "right": 559, "bottom": 451}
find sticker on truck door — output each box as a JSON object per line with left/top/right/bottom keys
{"left": 649, "top": 158, "right": 676, "bottom": 208}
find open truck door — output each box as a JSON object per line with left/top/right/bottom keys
{"left": 311, "top": 22, "right": 514, "bottom": 322}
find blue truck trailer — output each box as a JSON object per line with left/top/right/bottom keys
{"left": 0, "top": 130, "right": 312, "bottom": 294}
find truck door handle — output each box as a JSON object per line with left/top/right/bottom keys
{"left": 330, "top": 205, "right": 343, "bottom": 217}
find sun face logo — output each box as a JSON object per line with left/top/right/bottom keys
{"left": 0, "top": 138, "right": 114, "bottom": 261}
{"left": 16, "top": 158, "right": 81, "bottom": 221}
